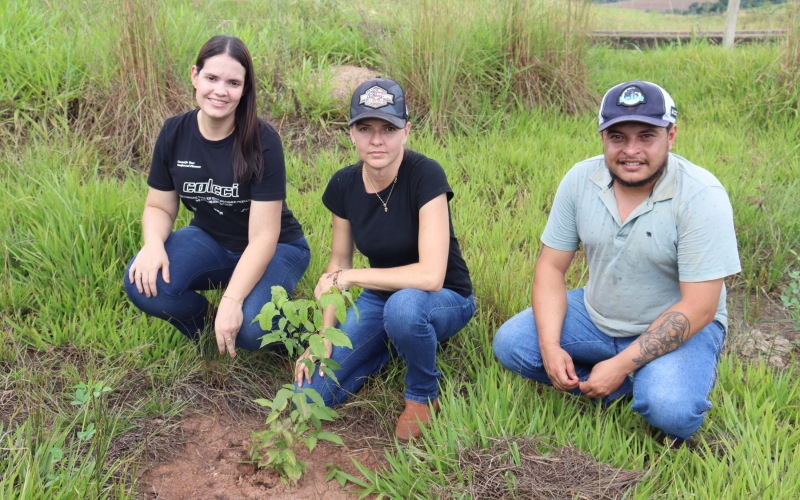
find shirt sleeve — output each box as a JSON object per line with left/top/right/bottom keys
{"left": 677, "top": 186, "right": 741, "bottom": 282}
{"left": 322, "top": 169, "right": 349, "bottom": 220}
{"left": 250, "top": 123, "right": 287, "bottom": 202}
{"left": 147, "top": 124, "right": 175, "bottom": 191}
{"left": 413, "top": 157, "right": 453, "bottom": 210}
{"left": 541, "top": 167, "right": 581, "bottom": 251}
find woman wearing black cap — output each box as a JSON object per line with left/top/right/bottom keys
{"left": 294, "top": 78, "right": 474, "bottom": 441}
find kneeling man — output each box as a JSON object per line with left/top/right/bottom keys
{"left": 493, "top": 81, "right": 740, "bottom": 446}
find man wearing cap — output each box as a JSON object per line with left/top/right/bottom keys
{"left": 493, "top": 81, "right": 740, "bottom": 446}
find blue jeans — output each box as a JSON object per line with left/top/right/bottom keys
{"left": 124, "top": 226, "right": 311, "bottom": 351}
{"left": 297, "top": 288, "right": 475, "bottom": 406}
{"left": 493, "top": 288, "right": 725, "bottom": 440}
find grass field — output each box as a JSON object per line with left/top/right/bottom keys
{"left": 1, "top": 0, "right": 799, "bottom": 498}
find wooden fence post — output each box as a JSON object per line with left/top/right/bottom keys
{"left": 723, "top": 0, "right": 742, "bottom": 48}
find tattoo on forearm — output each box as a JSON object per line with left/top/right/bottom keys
{"left": 631, "top": 312, "right": 690, "bottom": 367}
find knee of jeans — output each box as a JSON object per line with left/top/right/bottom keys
{"left": 492, "top": 327, "right": 516, "bottom": 370}
{"left": 383, "top": 289, "right": 428, "bottom": 335}
{"left": 634, "top": 387, "right": 708, "bottom": 439}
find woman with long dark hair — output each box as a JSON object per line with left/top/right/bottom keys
{"left": 124, "top": 35, "right": 309, "bottom": 356}
{"left": 294, "top": 78, "right": 475, "bottom": 441}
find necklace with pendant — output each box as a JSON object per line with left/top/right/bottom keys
{"left": 365, "top": 169, "right": 398, "bottom": 212}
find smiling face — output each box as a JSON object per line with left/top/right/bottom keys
{"left": 190, "top": 53, "right": 246, "bottom": 127}
{"left": 601, "top": 122, "right": 677, "bottom": 189}
{"left": 349, "top": 118, "right": 410, "bottom": 172}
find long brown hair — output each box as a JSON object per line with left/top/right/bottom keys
{"left": 194, "top": 35, "right": 262, "bottom": 182}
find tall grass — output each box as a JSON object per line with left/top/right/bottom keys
{"left": 383, "top": 0, "right": 594, "bottom": 134}
{"left": 505, "top": 0, "right": 595, "bottom": 114}
{"left": 73, "top": 0, "right": 190, "bottom": 171}
{"left": 0, "top": 0, "right": 82, "bottom": 144}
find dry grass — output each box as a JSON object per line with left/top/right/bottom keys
{"left": 438, "top": 436, "right": 644, "bottom": 500}
{"left": 74, "top": 0, "right": 189, "bottom": 172}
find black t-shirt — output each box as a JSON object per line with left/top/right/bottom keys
{"left": 322, "top": 151, "right": 472, "bottom": 299}
{"left": 147, "top": 109, "right": 304, "bottom": 252}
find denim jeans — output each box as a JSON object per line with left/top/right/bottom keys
{"left": 124, "top": 225, "right": 311, "bottom": 351}
{"left": 493, "top": 288, "right": 725, "bottom": 440}
{"left": 297, "top": 288, "right": 476, "bottom": 406}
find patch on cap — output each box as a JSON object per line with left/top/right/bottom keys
{"left": 359, "top": 86, "right": 395, "bottom": 109}
{"left": 617, "top": 86, "right": 646, "bottom": 107}
{"left": 670, "top": 106, "right": 678, "bottom": 118}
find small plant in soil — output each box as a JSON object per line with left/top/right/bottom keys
{"left": 248, "top": 286, "right": 356, "bottom": 484}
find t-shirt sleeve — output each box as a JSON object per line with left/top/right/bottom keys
{"left": 413, "top": 158, "right": 453, "bottom": 210}
{"left": 322, "top": 170, "right": 348, "bottom": 220}
{"left": 250, "top": 123, "right": 287, "bottom": 202}
{"left": 677, "top": 186, "right": 741, "bottom": 282}
{"left": 541, "top": 167, "right": 581, "bottom": 251}
{"left": 147, "top": 124, "right": 175, "bottom": 191}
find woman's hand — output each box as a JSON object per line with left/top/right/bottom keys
{"left": 128, "top": 243, "right": 170, "bottom": 298}
{"left": 314, "top": 272, "right": 337, "bottom": 301}
{"left": 215, "top": 295, "right": 243, "bottom": 357}
{"left": 294, "top": 336, "right": 333, "bottom": 387}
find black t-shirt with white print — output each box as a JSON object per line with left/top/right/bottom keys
{"left": 322, "top": 151, "right": 472, "bottom": 300}
{"left": 147, "top": 109, "right": 304, "bottom": 253}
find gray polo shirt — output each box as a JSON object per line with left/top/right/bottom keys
{"left": 541, "top": 153, "right": 741, "bottom": 337}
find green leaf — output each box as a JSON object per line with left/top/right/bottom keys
{"left": 313, "top": 308, "right": 324, "bottom": 330}
{"left": 311, "top": 405, "right": 339, "bottom": 422}
{"left": 300, "top": 388, "right": 326, "bottom": 407}
{"left": 321, "top": 358, "right": 342, "bottom": 371}
{"left": 271, "top": 286, "right": 289, "bottom": 309}
{"left": 284, "top": 302, "right": 300, "bottom": 327}
{"left": 302, "top": 435, "right": 318, "bottom": 451}
{"left": 77, "top": 423, "right": 96, "bottom": 441}
{"left": 259, "top": 332, "right": 284, "bottom": 348}
{"left": 320, "top": 365, "right": 340, "bottom": 385}
{"left": 321, "top": 327, "right": 352, "bottom": 349}
{"left": 278, "top": 316, "right": 288, "bottom": 332}
{"left": 313, "top": 431, "right": 344, "bottom": 446}
{"left": 271, "top": 388, "right": 291, "bottom": 412}
{"left": 253, "top": 398, "right": 273, "bottom": 408}
{"left": 308, "top": 334, "right": 326, "bottom": 359}
{"left": 257, "top": 302, "right": 279, "bottom": 330}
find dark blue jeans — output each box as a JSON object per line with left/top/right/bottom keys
{"left": 124, "top": 225, "right": 311, "bottom": 351}
{"left": 493, "top": 288, "right": 726, "bottom": 440}
{"left": 297, "top": 288, "right": 476, "bottom": 406}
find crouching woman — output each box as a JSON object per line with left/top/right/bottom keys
{"left": 294, "top": 78, "right": 475, "bottom": 441}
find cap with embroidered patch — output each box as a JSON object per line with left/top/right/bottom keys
{"left": 598, "top": 80, "right": 677, "bottom": 132}
{"left": 349, "top": 77, "right": 408, "bottom": 129}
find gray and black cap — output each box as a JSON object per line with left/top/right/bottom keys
{"left": 598, "top": 80, "right": 677, "bottom": 132}
{"left": 349, "top": 77, "right": 408, "bottom": 129}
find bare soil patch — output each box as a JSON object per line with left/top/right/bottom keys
{"left": 436, "top": 436, "right": 643, "bottom": 499}
{"left": 726, "top": 291, "right": 800, "bottom": 367}
{"left": 140, "top": 411, "right": 386, "bottom": 499}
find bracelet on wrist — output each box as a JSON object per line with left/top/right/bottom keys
{"left": 332, "top": 269, "right": 350, "bottom": 292}
{"left": 222, "top": 294, "right": 243, "bottom": 306}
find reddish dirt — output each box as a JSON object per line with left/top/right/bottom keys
{"left": 140, "top": 411, "right": 385, "bottom": 499}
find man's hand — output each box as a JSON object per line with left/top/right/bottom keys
{"left": 578, "top": 358, "right": 629, "bottom": 399}
{"left": 541, "top": 345, "right": 580, "bottom": 391}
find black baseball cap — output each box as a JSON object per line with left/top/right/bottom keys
{"left": 598, "top": 80, "right": 677, "bottom": 132}
{"left": 349, "top": 77, "right": 408, "bottom": 129}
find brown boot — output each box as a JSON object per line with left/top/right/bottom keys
{"left": 395, "top": 399, "right": 440, "bottom": 442}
